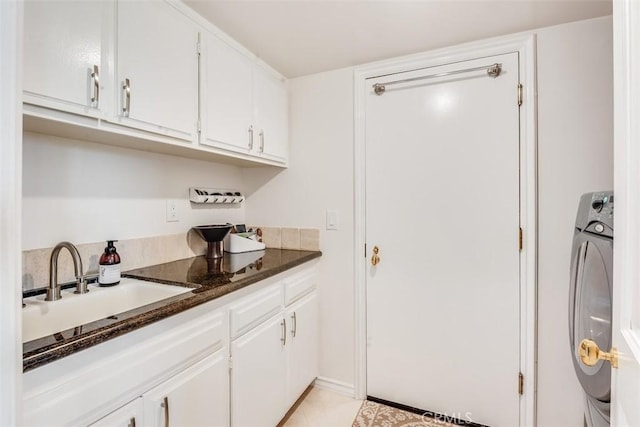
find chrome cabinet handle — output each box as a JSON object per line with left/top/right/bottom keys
{"left": 122, "top": 78, "right": 131, "bottom": 117}
{"left": 248, "top": 126, "right": 254, "bottom": 150}
{"left": 281, "top": 319, "right": 287, "bottom": 346}
{"left": 259, "top": 129, "right": 265, "bottom": 153}
{"left": 161, "top": 396, "right": 169, "bottom": 427}
{"left": 128, "top": 417, "right": 136, "bottom": 427}
{"left": 90, "top": 65, "right": 99, "bottom": 105}
{"left": 291, "top": 312, "right": 297, "bottom": 338}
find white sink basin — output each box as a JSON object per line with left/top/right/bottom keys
{"left": 23, "top": 278, "right": 192, "bottom": 343}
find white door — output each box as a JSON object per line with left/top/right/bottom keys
{"left": 143, "top": 350, "right": 229, "bottom": 427}
{"left": 611, "top": 1, "right": 640, "bottom": 425}
{"left": 115, "top": 0, "right": 198, "bottom": 141}
{"left": 366, "top": 53, "right": 521, "bottom": 427}
{"left": 231, "top": 315, "right": 287, "bottom": 427}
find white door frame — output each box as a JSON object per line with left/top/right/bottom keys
{"left": 353, "top": 33, "right": 537, "bottom": 427}
{"left": 0, "top": 0, "right": 23, "bottom": 425}
{"left": 611, "top": 0, "right": 639, "bottom": 425}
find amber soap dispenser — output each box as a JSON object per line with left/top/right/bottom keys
{"left": 98, "top": 240, "right": 121, "bottom": 286}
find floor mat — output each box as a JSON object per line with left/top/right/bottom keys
{"left": 352, "top": 400, "right": 458, "bottom": 427}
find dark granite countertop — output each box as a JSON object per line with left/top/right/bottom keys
{"left": 23, "top": 249, "right": 321, "bottom": 372}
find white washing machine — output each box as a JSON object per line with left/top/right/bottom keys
{"left": 569, "top": 191, "right": 613, "bottom": 427}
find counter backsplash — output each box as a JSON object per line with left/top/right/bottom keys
{"left": 22, "top": 226, "right": 320, "bottom": 291}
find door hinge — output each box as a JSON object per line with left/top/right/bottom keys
{"left": 196, "top": 33, "right": 202, "bottom": 56}
{"left": 364, "top": 243, "right": 367, "bottom": 258}
{"left": 196, "top": 119, "right": 201, "bottom": 134}
{"left": 228, "top": 355, "right": 233, "bottom": 371}
{"left": 517, "top": 84, "right": 523, "bottom": 106}
{"left": 518, "top": 227, "right": 523, "bottom": 251}
{"left": 518, "top": 372, "right": 524, "bottom": 395}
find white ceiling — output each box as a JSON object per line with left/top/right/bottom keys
{"left": 184, "top": 0, "right": 612, "bottom": 78}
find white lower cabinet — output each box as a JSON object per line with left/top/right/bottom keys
{"left": 286, "top": 293, "right": 319, "bottom": 404}
{"left": 143, "top": 349, "right": 229, "bottom": 427}
{"left": 90, "top": 349, "right": 229, "bottom": 427}
{"left": 89, "top": 398, "right": 143, "bottom": 427}
{"left": 230, "top": 271, "right": 318, "bottom": 426}
{"left": 24, "top": 262, "right": 318, "bottom": 427}
{"left": 231, "top": 315, "right": 288, "bottom": 427}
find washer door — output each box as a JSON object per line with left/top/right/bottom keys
{"left": 569, "top": 231, "right": 612, "bottom": 402}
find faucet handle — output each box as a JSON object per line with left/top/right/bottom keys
{"left": 74, "top": 276, "right": 89, "bottom": 295}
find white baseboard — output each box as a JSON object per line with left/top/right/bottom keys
{"left": 313, "top": 376, "right": 356, "bottom": 398}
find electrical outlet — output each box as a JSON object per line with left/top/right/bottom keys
{"left": 166, "top": 200, "right": 179, "bottom": 222}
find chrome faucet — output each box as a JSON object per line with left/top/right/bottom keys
{"left": 46, "top": 241, "right": 88, "bottom": 301}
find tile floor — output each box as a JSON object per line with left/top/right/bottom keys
{"left": 278, "top": 386, "right": 364, "bottom": 427}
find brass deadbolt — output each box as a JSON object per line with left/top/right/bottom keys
{"left": 371, "top": 246, "right": 380, "bottom": 266}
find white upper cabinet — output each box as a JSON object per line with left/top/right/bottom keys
{"left": 22, "top": 0, "right": 288, "bottom": 166}
{"left": 113, "top": 0, "right": 199, "bottom": 141}
{"left": 201, "top": 32, "right": 289, "bottom": 165}
{"left": 254, "top": 65, "right": 289, "bottom": 163}
{"left": 202, "top": 32, "right": 254, "bottom": 154}
{"left": 23, "top": 0, "right": 108, "bottom": 116}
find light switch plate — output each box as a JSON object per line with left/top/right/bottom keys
{"left": 326, "top": 210, "right": 338, "bottom": 230}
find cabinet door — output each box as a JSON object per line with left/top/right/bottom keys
{"left": 202, "top": 33, "right": 254, "bottom": 154}
{"left": 23, "top": 0, "right": 106, "bottom": 116}
{"left": 286, "top": 292, "right": 319, "bottom": 405}
{"left": 143, "top": 350, "right": 229, "bottom": 427}
{"left": 115, "top": 0, "right": 198, "bottom": 141}
{"left": 231, "top": 315, "right": 287, "bottom": 427}
{"left": 89, "top": 398, "right": 143, "bottom": 427}
{"left": 253, "top": 67, "right": 289, "bottom": 163}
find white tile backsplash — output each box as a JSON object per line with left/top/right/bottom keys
{"left": 22, "top": 233, "right": 207, "bottom": 291}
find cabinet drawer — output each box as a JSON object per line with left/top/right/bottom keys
{"left": 284, "top": 268, "right": 317, "bottom": 306}
{"left": 230, "top": 284, "right": 283, "bottom": 339}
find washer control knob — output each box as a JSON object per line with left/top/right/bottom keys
{"left": 594, "top": 223, "right": 605, "bottom": 233}
{"left": 592, "top": 200, "right": 604, "bottom": 212}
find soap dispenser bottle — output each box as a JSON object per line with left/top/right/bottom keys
{"left": 98, "top": 240, "right": 121, "bottom": 286}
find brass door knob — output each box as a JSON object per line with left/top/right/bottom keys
{"left": 579, "top": 339, "right": 618, "bottom": 368}
{"left": 371, "top": 246, "right": 380, "bottom": 266}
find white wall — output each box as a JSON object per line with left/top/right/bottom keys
{"left": 22, "top": 132, "right": 245, "bottom": 250}
{"left": 243, "top": 67, "right": 356, "bottom": 386}
{"left": 244, "top": 15, "right": 613, "bottom": 424}
{"left": 536, "top": 16, "right": 613, "bottom": 427}
{"left": 1, "top": 1, "right": 23, "bottom": 424}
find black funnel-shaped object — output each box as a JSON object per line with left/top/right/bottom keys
{"left": 192, "top": 223, "right": 233, "bottom": 259}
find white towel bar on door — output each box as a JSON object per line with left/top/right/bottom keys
{"left": 372, "top": 62, "right": 502, "bottom": 95}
